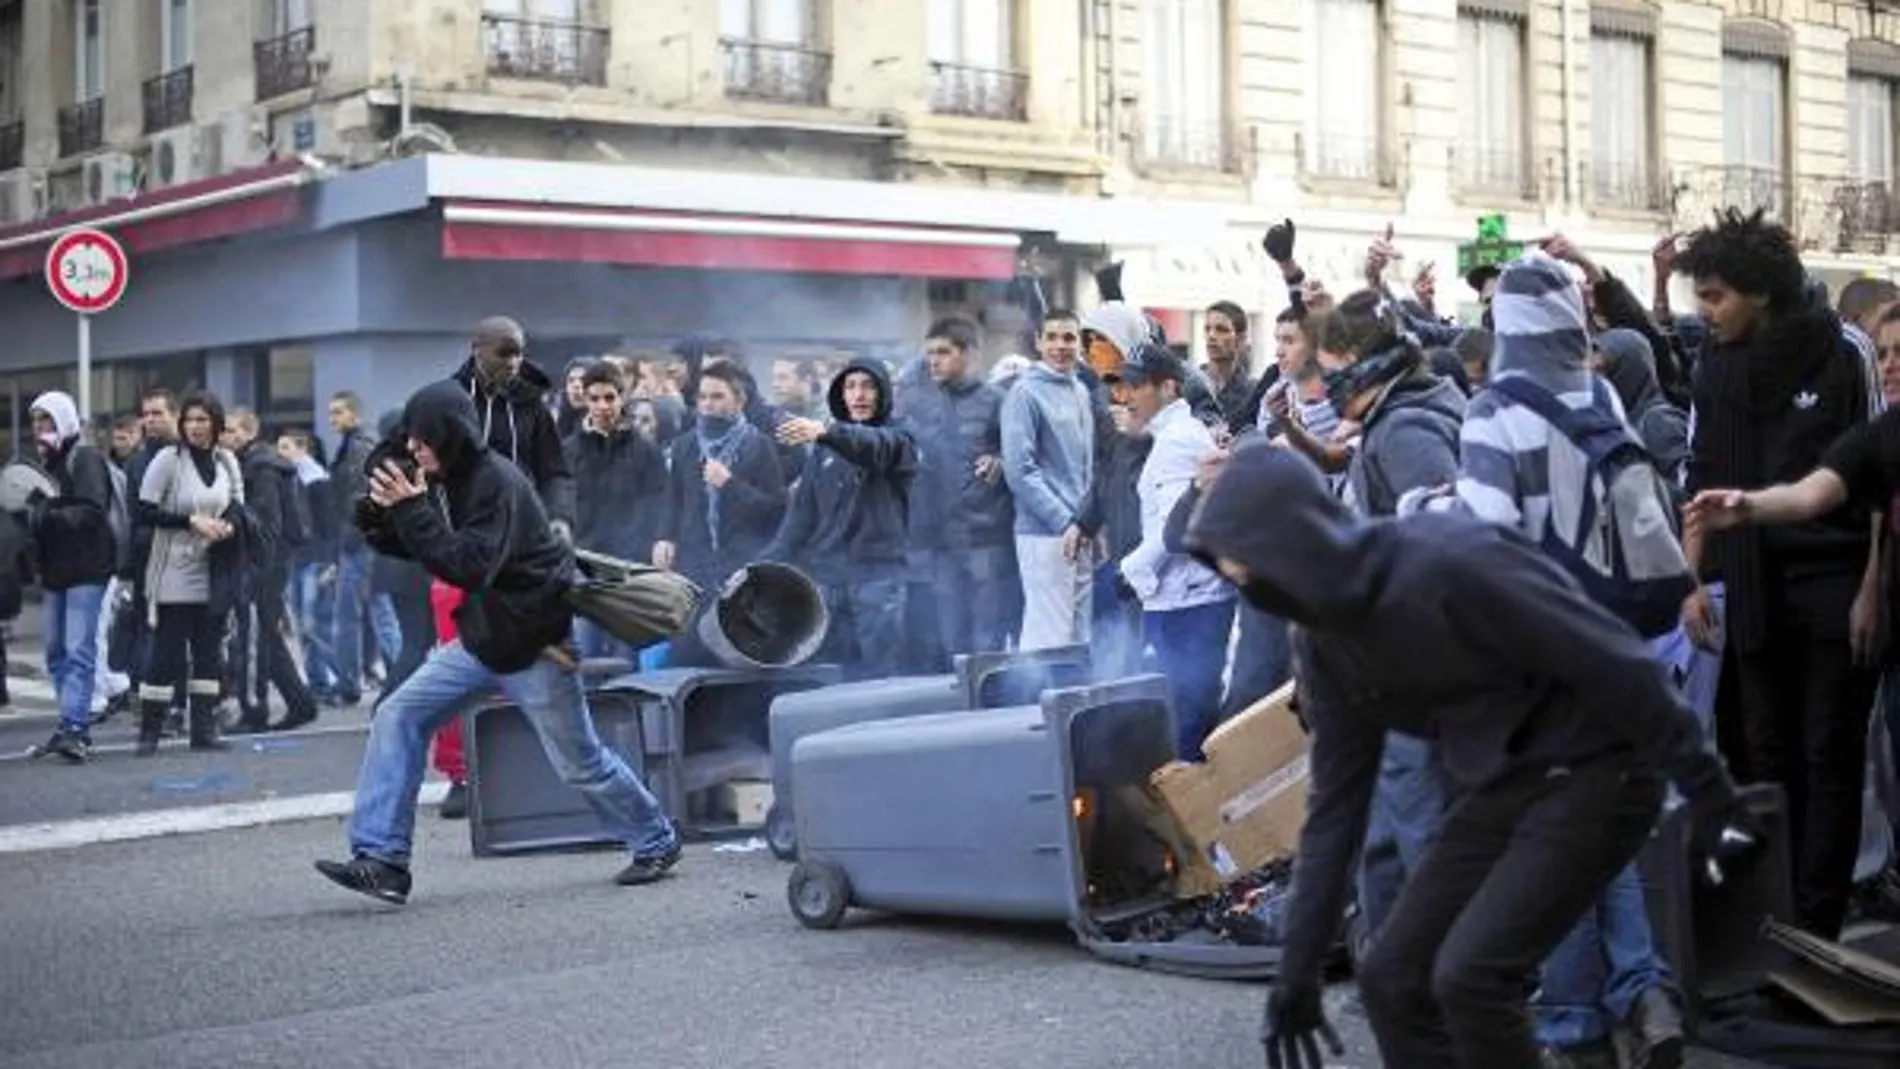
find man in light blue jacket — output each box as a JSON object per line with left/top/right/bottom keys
{"left": 1001, "top": 309, "right": 1097, "bottom": 649}
{"left": 1110, "top": 346, "right": 1235, "bottom": 760}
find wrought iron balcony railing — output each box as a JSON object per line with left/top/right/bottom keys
{"left": 721, "top": 38, "right": 831, "bottom": 107}
{"left": 1137, "top": 116, "right": 1247, "bottom": 174}
{"left": 1586, "top": 157, "right": 1672, "bottom": 213}
{"left": 1718, "top": 164, "right": 1789, "bottom": 221}
{"left": 0, "top": 120, "right": 21, "bottom": 171}
{"left": 1834, "top": 180, "right": 1896, "bottom": 252}
{"left": 1298, "top": 132, "right": 1397, "bottom": 186}
{"left": 142, "top": 65, "right": 195, "bottom": 134}
{"left": 482, "top": 13, "right": 609, "bottom": 85}
{"left": 1452, "top": 144, "right": 1538, "bottom": 201}
{"left": 57, "top": 98, "right": 103, "bottom": 158}
{"left": 254, "top": 25, "right": 316, "bottom": 100}
{"left": 928, "top": 62, "right": 1027, "bottom": 122}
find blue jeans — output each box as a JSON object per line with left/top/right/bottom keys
{"left": 574, "top": 617, "right": 634, "bottom": 665}
{"left": 1142, "top": 598, "right": 1237, "bottom": 761}
{"left": 1223, "top": 603, "right": 1293, "bottom": 721}
{"left": 329, "top": 544, "right": 372, "bottom": 698}
{"left": 293, "top": 563, "right": 338, "bottom": 693}
{"left": 43, "top": 584, "right": 105, "bottom": 735}
{"left": 348, "top": 640, "right": 674, "bottom": 867}
{"left": 370, "top": 592, "right": 402, "bottom": 670}
{"left": 820, "top": 579, "right": 907, "bottom": 681}
{"left": 1358, "top": 733, "right": 1451, "bottom": 941}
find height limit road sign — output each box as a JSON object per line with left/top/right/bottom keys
{"left": 43, "top": 227, "right": 130, "bottom": 421}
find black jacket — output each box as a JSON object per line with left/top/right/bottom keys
{"left": 563, "top": 420, "right": 668, "bottom": 564}
{"left": 357, "top": 381, "right": 575, "bottom": 674}
{"left": 237, "top": 440, "right": 295, "bottom": 573}
{"left": 763, "top": 359, "right": 918, "bottom": 584}
{"left": 1184, "top": 441, "right": 1735, "bottom": 990}
{"left": 895, "top": 370, "right": 1012, "bottom": 552}
{"left": 330, "top": 426, "right": 376, "bottom": 552}
{"left": 31, "top": 438, "right": 116, "bottom": 591}
{"left": 658, "top": 414, "right": 787, "bottom": 588}
{"left": 451, "top": 357, "right": 577, "bottom": 527}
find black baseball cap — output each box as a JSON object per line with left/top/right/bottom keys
{"left": 1464, "top": 263, "right": 1502, "bottom": 294}
{"left": 1104, "top": 343, "right": 1186, "bottom": 386}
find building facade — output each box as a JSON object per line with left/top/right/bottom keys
{"left": 0, "top": 0, "right": 1893, "bottom": 452}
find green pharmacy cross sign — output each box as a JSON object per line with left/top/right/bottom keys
{"left": 1456, "top": 213, "right": 1524, "bottom": 277}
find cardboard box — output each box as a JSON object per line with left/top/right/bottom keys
{"left": 1149, "top": 682, "right": 1310, "bottom": 883}
{"left": 714, "top": 780, "right": 774, "bottom": 827}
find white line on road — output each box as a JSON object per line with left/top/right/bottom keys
{"left": 0, "top": 782, "right": 449, "bottom": 855}
{"left": 0, "top": 720, "right": 372, "bottom": 762}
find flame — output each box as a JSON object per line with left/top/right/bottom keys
{"left": 1072, "top": 792, "right": 1090, "bottom": 819}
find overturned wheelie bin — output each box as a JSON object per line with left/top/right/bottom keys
{"left": 783, "top": 675, "right": 1300, "bottom": 980}
{"left": 762, "top": 644, "right": 1092, "bottom": 859}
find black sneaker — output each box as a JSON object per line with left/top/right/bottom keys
{"left": 314, "top": 857, "right": 412, "bottom": 905}
{"left": 614, "top": 837, "right": 682, "bottom": 886}
{"left": 438, "top": 782, "right": 469, "bottom": 820}
{"left": 38, "top": 730, "right": 92, "bottom": 764}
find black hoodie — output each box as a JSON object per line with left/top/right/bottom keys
{"left": 762, "top": 359, "right": 919, "bottom": 584}
{"left": 357, "top": 381, "right": 575, "bottom": 673}
{"left": 236, "top": 439, "right": 296, "bottom": 572}
{"left": 451, "top": 356, "right": 576, "bottom": 527}
{"left": 563, "top": 417, "right": 668, "bottom": 563}
{"left": 1184, "top": 441, "right": 1734, "bottom": 988}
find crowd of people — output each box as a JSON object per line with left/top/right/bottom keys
{"left": 7, "top": 205, "right": 1900, "bottom": 1066}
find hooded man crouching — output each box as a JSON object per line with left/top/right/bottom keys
{"left": 315, "top": 381, "right": 678, "bottom": 906}
{"left": 1185, "top": 441, "right": 1758, "bottom": 1069}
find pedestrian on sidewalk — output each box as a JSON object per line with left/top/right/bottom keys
{"left": 24, "top": 391, "right": 119, "bottom": 762}
{"left": 316, "top": 381, "right": 678, "bottom": 906}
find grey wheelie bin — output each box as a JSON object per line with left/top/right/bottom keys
{"left": 783, "top": 675, "right": 1294, "bottom": 980}
{"left": 762, "top": 645, "right": 1093, "bottom": 860}
{"left": 466, "top": 663, "right": 839, "bottom": 854}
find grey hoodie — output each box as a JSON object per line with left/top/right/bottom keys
{"left": 1346, "top": 371, "right": 1467, "bottom": 518}
{"left": 1001, "top": 361, "right": 1095, "bottom": 537}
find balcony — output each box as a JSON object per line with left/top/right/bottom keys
{"left": 721, "top": 38, "right": 831, "bottom": 107}
{"left": 928, "top": 62, "right": 1027, "bottom": 122}
{"left": 255, "top": 24, "right": 316, "bottom": 100}
{"left": 1586, "top": 157, "right": 1672, "bottom": 214}
{"left": 142, "top": 66, "right": 195, "bottom": 134}
{"left": 482, "top": 13, "right": 609, "bottom": 85}
{"left": 1452, "top": 144, "right": 1538, "bottom": 201}
{"left": 1834, "top": 180, "right": 1896, "bottom": 253}
{"left": 1136, "top": 116, "right": 1247, "bottom": 174}
{"left": 1297, "top": 132, "right": 1396, "bottom": 186}
{"left": 57, "top": 99, "right": 103, "bottom": 158}
{"left": 1719, "top": 164, "right": 1789, "bottom": 220}
{"left": 0, "top": 121, "right": 20, "bottom": 171}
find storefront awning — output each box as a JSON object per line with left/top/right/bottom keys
{"left": 439, "top": 201, "right": 1023, "bottom": 280}
{"left": 0, "top": 157, "right": 321, "bottom": 281}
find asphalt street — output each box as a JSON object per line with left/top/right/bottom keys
{"left": 0, "top": 818, "right": 1776, "bottom": 1069}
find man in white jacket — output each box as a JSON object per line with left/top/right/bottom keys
{"left": 1110, "top": 346, "right": 1236, "bottom": 761}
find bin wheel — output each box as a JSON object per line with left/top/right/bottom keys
{"left": 787, "top": 861, "right": 850, "bottom": 930}
{"left": 765, "top": 802, "right": 797, "bottom": 861}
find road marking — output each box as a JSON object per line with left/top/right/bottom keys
{"left": 0, "top": 719, "right": 372, "bottom": 762}
{"left": 0, "top": 782, "right": 449, "bottom": 855}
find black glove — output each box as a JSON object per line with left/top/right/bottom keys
{"left": 1693, "top": 797, "right": 1768, "bottom": 888}
{"left": 1261, "top": 981, "right": 1343, "bottom": 1069}
{"left": 1094, "top": 260, "right": 1126, "bottom": 303}
{"left": 1263, "top": 218, "right": 1297, "bottom": 264}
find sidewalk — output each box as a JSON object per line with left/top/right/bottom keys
{"left": 3, "top": 604, "right": 55, "bottom": 718}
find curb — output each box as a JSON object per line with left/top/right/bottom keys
{"left": 0, "top": 782, "right": 450, "bottom": 855}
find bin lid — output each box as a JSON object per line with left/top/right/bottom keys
{"left": 1077, "top": 934, "right": 1285, "bottom": 981}
{"left": 596, "top": 664, "right": 842, "bottom": 703}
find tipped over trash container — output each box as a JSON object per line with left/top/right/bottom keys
{"left": 783, "top": 675, "right": 1303, "bottom": 979}
{"left": 699, "top": 563, "right": 829, "bottom": 669}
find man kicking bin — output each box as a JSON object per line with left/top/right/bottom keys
{"left": 1183, "top": 441, "right": 1758, "bottom": 1069}
{"left": 315, "top": 381, "right": 679, "bottom": 906}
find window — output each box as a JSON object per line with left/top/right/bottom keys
{"left": 1722, "top": 52, "right": 1786, "bottom": 214}
{"left": 1305, "top": 0, "right": 1382, "bottom": 180}
{"left": 0, "top": 2, "right": 22, "bottom": 121}
{"left": 721, "top": 0, "right": 808, "bottom": 43}
{"left": 270, "top": 0, "right": 310, "bottom": 35}
{"left": 162, "top": 0, "right": 191, "bottom": 72}
{"left": 1589, "top": 30, "right": 1654, "bottom": 208}
{"left": 1457, "top": 9, "right": 1528, "bottom": 196}
{"left": 1848, "top": 75, "right": 1894, "bottom": 187}
{"left": 928, "top": 0, "right": 1009, "bottom": 68}
{"left": 75, "top": 0, "right": 101, "bottom": 100}
{"left": 484, "top": 0, "right": 580, "bottom": 22}
{"left": 1141, "top": 0, "right": 1227, "bottom": 169}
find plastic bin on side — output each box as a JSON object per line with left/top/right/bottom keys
{"left": 954, "top": 644, "right": 1092, "bottom": 709}
{"left": 763, "top": 674, "right": 966, "bottom": 859}
{"left": 465, "top": 685, "right": 650, "bottom": 857}
{"left": 785, "top": 675, "right": 1290, "bottom": 979}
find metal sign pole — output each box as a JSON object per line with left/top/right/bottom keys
{"left": 76, "top": 313, "right": 91, "bottom": 424}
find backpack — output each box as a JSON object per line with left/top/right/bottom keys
{"left": 1487, "top": 376, "right": 1696, "bottom": 638}
{"left": 72, "top": 443, "right": 130, "bottom": 572}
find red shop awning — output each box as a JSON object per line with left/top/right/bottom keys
{"left": 0, "top": 157, "right": 318, "bottom": 281}
{"left": 439, "top": 201, "right": 1022, "bottom": 280}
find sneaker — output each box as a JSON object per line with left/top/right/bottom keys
{"left": 38, "top": 729, "right": 92, "bottom": 764}
{"left": 613, "top": 836, "right": 682, "bottom": 886}
{"left": 1622, "top": 987, "right": 1684, "bottom": 1069}
{"left": 314, "top": 857, "right": 412, "bottom": 906}
{"left": 438, "top": 782, "right": 469, "bottom": 820}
